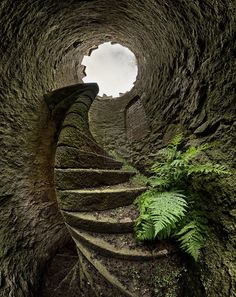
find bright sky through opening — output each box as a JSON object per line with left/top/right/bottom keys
{"left": 82, "top": 42, "right": 138, "bottom": 97}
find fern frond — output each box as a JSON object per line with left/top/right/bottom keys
{"left": 169, "top": 133, "right": 183, "bottom": 148}
{"left": 148, "top": 176, "right": 170, "bottom": 189}
{"left": 150, "top": 134, "right": 183, "bottom": 164}
{"left": 164, "top": 133, "right": 183, "bottom": 162}
{"left": 175, "top": 220, "right": 207, "bottom": 261}
{"left": 134, "top": 134, "right": 230, "bottom": 261}
{"left": 131, "top": 174, "right": 149, "bottom": 187}
{"left": 148, "top": 191, "right": 188, "bottom": 238}
{"left": 134, "top": 191, "right": 155, "bottom": 240}
{"left": 151, "top": 163, "right": 169, "bottom": 173}
{"left": 151, "top": 149, "right": 169, "bottom": 161}
{"left": 134, "top": 190, "right": 152, "bottom": 211}
{"left": 170, "top": 159, "right": 185, "bottom": 167}
{"left": 135, "top": 217, "right": 155, "bottom": 241}
{"left": 180, "top": 144, "right": 212, "bottom": 163}
{"left": 166, "top": 147, "right": 177, "bottom": 162}
{"left": 135, "top": 190, "right": 188, "bottom": 240}
{"left": 187, "top": 163, "right": 231, "bottom": 176}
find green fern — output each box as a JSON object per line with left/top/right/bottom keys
{"left": 175, "top": 220, "right": 207, "bottom": 261}
{"left": 148, "top": 176, "right": 170, "bottom": 189}
{"left": 180, "top": 143, "right": 212, "bottom": 163}
{"left": 134, "top": 133, "right": 231, "bottom": 261}
{"left": 134, "top": 189, "right": 152, "bottom": 212}
{"left": 135, "top": 215, "right": 155, "bottom": 241}
{"left": 135, "top": 190, "right": 188, "bottom": 240}
{"left": 134, "top": 190, "right": 154, "bottom": 240}
{"left": 187, "top": 163, "right": 231, "bottom": 175}
{"left": 131, "top": 174, "right": 149, "bottom": 187}
{"left": 170, "top": 133, "right": 183, "bottom": 147}
{"left": 150, "top": 136, "right": 230, "bottom": 190}
{"left": 149, "top": 191, "right": 188, "bottom": 238}
{"left": 151, "top": 133, "right": 183, "bottom": 164}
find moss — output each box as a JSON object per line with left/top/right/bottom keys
{"left": 130, "top": 173, "right": 149, "bottom": 187}
{"left": 151, "top": 258, "right": 187, "bottom": 297}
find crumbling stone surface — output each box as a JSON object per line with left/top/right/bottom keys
{"left": 0, "top": 0, "right": 235, "bottom": 296}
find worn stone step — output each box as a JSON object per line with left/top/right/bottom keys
{"left": 55, "top": 146, "right": 123, "bottom": 170}
{"left": 78, "top": 253, "right": 103, "bottom": 297}
{"left": 62, "top": 112, "right": 90, "bottom": 132}
{"left": 76, "top": 241, "right": 182, "bottom": 297}
{"left": 40, "top": 242, "right": 83, "bottom": 297}
{"left": 57, "top": 184, "right": 146, "bottom": 211}
{"left": 45, "top": 83, "right": 98, "bottom": 110}
{"left": 68, "top": 226, "right": 173, "bottom": 260}
{"left": 62, "top": 116, "right": 90, "bottom": 135}
{"left": 77, "top": 243, "right": 136, "bottom": 297}
{"left": 66, "top": 99, "right": 91, "bottom": 115}
{"left": 55, "top": 168, "right": 136, "bottom": 189}
{"left": 62, "top": 204, "right": 138, "bottom": 233}
{"left": 58, "top": 126, "right": 109, "bottom": 156}
{"left": 45, "top": 83, "right": 98, "bottom": 128}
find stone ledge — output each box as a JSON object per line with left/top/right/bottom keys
{"left": 55, "top": 168, "right": 135, "bottom": 189}
{"left": 57, "top": 185, "right": 146, "bottom": 211}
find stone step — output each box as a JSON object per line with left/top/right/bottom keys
{"left": 55, "top": 146, "right": 123, "bottom": 170}
{"left": 40, "top": 242, "right": 82, "bottom": 297}
{"left": 76, "top": 241, "right": 181, "bottom": 297}
{"left": 66, "top": 99, "right": 91, "bottom": 115}
{"left": 45, "top": 84, "right": 98, "bottom": 128}
{"left": 55, "top": 168, "right": 136, "bottom": 189}
{"left": 57, "top": 184, "right": 146, "bottom": 211}
{"left": 58, "top": 126, "right": 109, "bottom": 156}
{"left": 68, "top": 226, "right": 173, "bottom": 260}
{"left": 77, "top": 243, "right": 136, "bottom": 297}
{"left": 78, "top": 258, "right": 100, "bottom": 297}
{"left": 45, "top": 83, "right": 98, "bottom": 111}
{"left": 62, "top": 116, "right": 90, "bottom": 136}
{"left": 62, "top": 204, "right": 138, "bottom": 233}
{"left": 62, "top": 112, "right": 90, "bottom": 132}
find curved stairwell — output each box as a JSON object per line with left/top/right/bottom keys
{"left": 45, "top": 83, "right": 177, "bottom": 297}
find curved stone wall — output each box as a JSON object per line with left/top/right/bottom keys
{"left": 0, "top": 1, "right": 235, "bottom": 296}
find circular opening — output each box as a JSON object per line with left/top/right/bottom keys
{"left": 82, "top": 42, "right": 138, "bottom": 98}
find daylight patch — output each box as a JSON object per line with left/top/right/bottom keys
{"left": 82, "top": 42, "right": 138, "bottom": 98}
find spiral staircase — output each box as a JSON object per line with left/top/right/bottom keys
{"left": 45, "top": 83, "right": 176, "bottom": 297}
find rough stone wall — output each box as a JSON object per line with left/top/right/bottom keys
{"left": 89, "top": 94, "right": 151, "bottom": 161}
{"left": 125, "top": 96, "right": 150, "bottom": 142}
{"left": 0, "top": 0, "right": 235, "bottom": 296}
{"left": 89, "top": 93, "right": 132, "bottom": 156}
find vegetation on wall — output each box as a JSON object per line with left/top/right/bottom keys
{"left": 134, "top": 134, "right": 231, "bottom": 261}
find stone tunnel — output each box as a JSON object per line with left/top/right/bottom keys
{"left": 0, "top": 1, "right": 235, "bottom": 297}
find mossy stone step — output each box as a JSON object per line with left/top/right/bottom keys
{"left": 66, "top": 100, "right": 90, "bottom": 116}
{"left": 62, "top": 204, "right": 138, "bottom": 233}
{"left": 55, "top": 146, "right": 123, "bottom": 170}
{"left": 58, "top": 126, "right": 109, "bottom": 156}
{"left": 77, "top": 243, "right": 136, "bottom": 297}
{"left": 78, "top": 255, "right": 101, "bottom": 297}
{"left": 45, "top": 83, "right": 98, "bottom": 110}
{"left": 45, "top": 84, "right": 98, "bottom": 126}
{"left": 67, "top": 226, "right": 173, "bottom": 260}
{"left": 62, "top": 112, "right": 89, "bottom": 131}
{"left": 55, "top": 168, "right": 136, "bottom": 189}
{"left": 77, "top": 241, "right": 182, "bottom": 297}
{"left": 57, "top": 185, "right": 146, "bottom": 211}
{"left": 51, "top": 97, "right": 90, "bottom": 126}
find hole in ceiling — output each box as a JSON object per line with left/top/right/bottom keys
{"left": 81, "top": 42, "right": 138, "bottom": 98}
